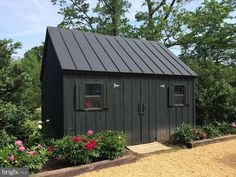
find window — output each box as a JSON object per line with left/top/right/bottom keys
{"left": 173, "top": 85, "right": 185, "bottom": 105}
{"left": 84, "top": 84, "right": 102, "bottom": 109}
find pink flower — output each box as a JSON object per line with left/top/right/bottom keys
{"left": 87, "top": 130, "right": 94, "bottom": 135}
{"left": 37, "top": 144, "right": 42, "bottom": 148}
{"left": 15, "top": 140, "right": 23, "bottom": 146}
{"left": 18, "top": 146, "right": 25, "bottom": 151}
{"left": 232, "top": 122, "right": 236, "bottom": 128}
{"left": 9, "top": 154, "right": 14, "bottom": 161}
{"left": 27, "top": 151, "right": 36, "bottom": 156}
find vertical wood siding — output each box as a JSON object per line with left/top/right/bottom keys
{"left": 63, "top": 73, "right": 195, "bottom": 145}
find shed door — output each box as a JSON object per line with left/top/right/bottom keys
{"left": 132, "top": 78, "right": 150, "bottom": 144}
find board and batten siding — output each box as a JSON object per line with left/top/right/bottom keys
{"left": 63, "top": 73, "right": 195, "bottom": 145}
{"left": 41, "top": 36, "right": 64, "bottom": 137}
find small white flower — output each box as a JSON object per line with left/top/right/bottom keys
{"left": 38, "top": 120, "right": 42, "bottom": 124}
{"left": 4, "top": 160, "right": 7, "bottom": 163}
{"left": 38, "top": 124, "right": 42, "bottom": 129}
{"left": 46, "top": 119, "right": 50, "bottom": 122}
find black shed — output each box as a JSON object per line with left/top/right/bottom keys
{"left": 41, "top": 27, "right": 197, "bottom": 145}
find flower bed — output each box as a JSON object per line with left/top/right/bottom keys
{"left": 170, "top": 122, "right": 236, "bottom": 145}
{"left": 0, "top": 130, "right": 126, "bottom": 174}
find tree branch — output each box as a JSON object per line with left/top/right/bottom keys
{"left": 150, "top": 0, "right": 166, "bottom": 16}
{"left": 163, "top": 0, "right": 176, "bottom": 20}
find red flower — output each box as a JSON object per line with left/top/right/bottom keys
{"left": 79, "top": 137, "right": 87, "bottom": 143}
{"left": 73, "top": 136, "right": 79, "bottom": 143}
{"left": 47, "top": 146, "right": 54, "bottom": 153}
{"left": 202, "top": 132, "right": 207, "bottom": 139}
{"left": 84, "top": 140, "right": 96, "bottom": 150}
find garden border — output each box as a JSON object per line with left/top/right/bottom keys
{"left": 30, "top": 154, "right": 137, "bottom": 177}
{"left": 186, "top": 134, "right": 236, "bottom": 148}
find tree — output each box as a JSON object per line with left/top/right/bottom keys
{"left": 51, "top": 0, "right": 132, "bottom": 36}
{"left": 21, "top": 45, "right": 43, "bottom": 110}
{"left": 94, "top": 0, "right": 132, "bottom": 36}
{"left": 178, "top": 0, "right": 236, "bottom": 65}
{"left": 0, "top": 39, "right": 32, "bottom": 140}
{"left": 135, "top": 0, "right": 189, "bottom": 45}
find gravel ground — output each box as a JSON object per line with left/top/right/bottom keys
{"left": 78, "top": 139, "right": 236, "bottom": 177}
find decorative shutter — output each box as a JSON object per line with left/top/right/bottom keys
{"left": 169, "top": 84, "right": 174, "bottom": 106}
{"left": 184, "top": 85, "right": 188, "bottom": 105}
{"left": 75, "top": 83, "right": 85, "bottom": 110}
{"left": 101, "top": 83, "right": 107, "bottom": 108}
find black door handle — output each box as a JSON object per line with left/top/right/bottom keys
{"left": 142, "top": 103, "right": 145, "bottom": 114}
{"left": 137, "top": 103, "right": 141, "bottom": 114}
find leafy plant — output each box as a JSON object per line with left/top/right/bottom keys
{"left": 95, "top": 131, "right": 125, "bottom": 160}
{"left": 202, "top": 123, "right": 220, "bottom": 138}
{"left": 0, "top": 140, "right": 48, "bottom": 173}
{"left": 170, "top": 123, "right": 194, "bottom": 144}
{"left": 53, "top": 130, "right": 125, "bottom": 165}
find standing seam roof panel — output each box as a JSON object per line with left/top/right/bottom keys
{"left": 72, "top": 30, "right": 106, "bottom": 71}
{"left": 59, "top": 29, "right": 91, "bottom": 71}
{"left": 151, "top": 42, "right": 190, "bottom": 76}
{"left": 133, "top": 39, "right": 172, "bottom": 75}
{"left": 48, "top": 27, "right": 76, "bottom": 70}
{"left": 105, "top": 36, "right": 142, "bottom": 73}
{"left": 125, "top": 39, "right": 163, "bottom": 74}
{"left": 142, "top": 40, "right": 181, "bottom": 75}
{"left": 95, "top": 34, "right": 131, "bottom": 73}
{"left": 84, "top": 33, "right": 119, "bottom": 72}
{"left": 115, "top": 37, "right": 153, "bottom": 74}
{"left": 157, "top": 42, "right": 197, "bottom": 76}
{"left": 45, "top": 27, "right": 197, "bottom": 77}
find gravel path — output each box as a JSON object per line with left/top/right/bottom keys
{"left": 79, "top": 139, "right": 236, "bottom": 177}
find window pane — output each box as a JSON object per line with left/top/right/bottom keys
{"left": 173, "top": 85, "right": 185, "bottom": 105}
{"left": 174, "top": 95, "right": 184, "bottom": 105}
{"left": 85, "top": 84, "right": 101, "bottom": 95}
{"left": 84, "top": 96, "right": 101, "bottom": 108}
{"left": 174, "top": 85, "right": 184, "bottom": 95}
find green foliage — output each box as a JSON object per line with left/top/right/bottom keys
{"left": 135, "top": 0, "right": 188, "bottom": 44}
{"left": 94, "top": 0, "right": 132, "bottom": 36}
{"left": 183, "top": 59, "right": 236, "bottom": 123}
{"left": 21, "top": 45, "right": 43, "bottom": 110}
{"left": 0, "top": 141, "right": 48, "bottom": 173}
{"left": 95, "top": 131, "right": 125, "bottom": 160}
{"left": 53, "top": 135, "right": 100, "bottom": 164}
{"left": 170, "top": 123, "right": 195, "bottom": 144}
{"left": 0, "top": 129, "right": 16, "bottom": 147}
{"left": 178, "top": 0, "right": 236, "bottom": 65}
{"left": 202, "top": 123, "right": 220, "bottom": 138}
{"left": 53, "top": 130, "right": 125, "bottom": 165}
{"left": 216, "top": 122, "right": 234, "bottom": 135}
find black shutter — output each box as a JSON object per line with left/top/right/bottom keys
{"left": 184, "top": 85, "right": 188, "bottom": 105}
{"left": 75, "top": 83, "right": 85, "bottom": 111}
{"left": 169, "top": 84, "right": 174, "bottom": 106}
{"left": 101, "top": 83, "right": 107, "bottom": 108}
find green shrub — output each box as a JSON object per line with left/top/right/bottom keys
{"left": 53, "top": 134, "right": 100, "bottom": 165}
{"left": 95, "top": 131, "right": 125, "bottom": 160}
{"left": 202, "top": 123, "right": 220, "bottom": 138}
{"left": 53, "top": 130, "right": 125, "bottom": 165}
{"left": 0, "top": 140, "right": 48, "bottom": 173}
{"left": 216, "top": 122, "right": 236, "bottom": 135}
{"left": 0, "top": 129, "right": 16, "bottom": 147}
{"left": 170, "top": 123, "right": 194, "bottom": 144}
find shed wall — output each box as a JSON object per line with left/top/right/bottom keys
{"left": 63, "top": 73, "right": 195, "bottom": 145}
{"left": 42, "top": 37, "right": 64, "bottom": 136}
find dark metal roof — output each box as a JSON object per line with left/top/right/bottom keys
{"left": 46, "top": 26, "right": 197, "bottom": 76}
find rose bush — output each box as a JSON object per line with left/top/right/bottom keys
{"left": 0, "top": 140, "right": 48, "bottom": 173}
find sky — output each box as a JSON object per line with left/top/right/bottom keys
{"left": 0, "top": 0, "right": 205, "bottom": 58}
